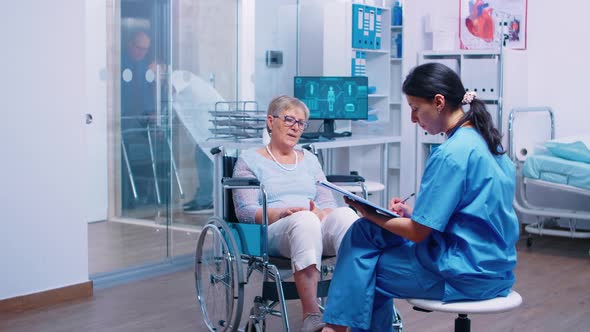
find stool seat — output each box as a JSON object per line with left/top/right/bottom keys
{"left": 338, "top": 181, "right": 385, "bottom": 193}
{"left": 407, "top": 290, "right": 522, "bottom": 315}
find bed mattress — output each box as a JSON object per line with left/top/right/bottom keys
{"left": 522, "top": 153, "right": 590, "bottom": 191}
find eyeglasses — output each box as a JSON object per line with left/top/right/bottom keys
{"left": 273, "top": 115, "right": 309, "bottom": 130}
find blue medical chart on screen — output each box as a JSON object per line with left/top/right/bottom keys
{"left": 293, "top": 76, "right": 369, "bottom": 120}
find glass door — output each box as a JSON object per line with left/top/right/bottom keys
{"left": 90, "top": 0, "right": 172, "bottom": 276}
{"left": 91, "top": 0, "right": 238, "bottom": 277}
{"left": 167, "top": 0, "right": 238, "bottom": 256}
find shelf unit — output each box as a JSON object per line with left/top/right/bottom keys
{"left": 316, "top": 0, "right": 403, "bottom": 203}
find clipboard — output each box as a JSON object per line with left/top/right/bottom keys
{"left": 317, "top": 180, "right": 400, "bottom": 218}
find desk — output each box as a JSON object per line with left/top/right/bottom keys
{"left": 201, "top": 134, "right": 401, "bottom": 207}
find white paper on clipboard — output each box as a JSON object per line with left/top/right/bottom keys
{"left": 317, "top": 180, "right": 400, "bottom": 218}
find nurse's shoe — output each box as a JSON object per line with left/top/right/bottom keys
{"left": 302, "top": 313, "right": 325, "bottom": 332}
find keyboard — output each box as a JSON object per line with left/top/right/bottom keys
{"left": 298, "top": 136, "right": 335, "bottom": 144}
{"left": 301, "top": 132, "right": 322, "bottom": 139}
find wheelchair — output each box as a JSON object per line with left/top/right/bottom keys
{"left": 194, "top": 146, "right": 403, "bottom": 332}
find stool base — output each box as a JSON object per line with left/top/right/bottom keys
{"left": 455, "top": 313, "right": 470, "bottom": 332}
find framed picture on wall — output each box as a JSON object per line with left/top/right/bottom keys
{"left": 459, "top": 0, "right": 527, "bottom": 50}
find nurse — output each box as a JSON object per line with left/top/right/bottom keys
{"left": 322, "top": 62, "right": 519, "bottom": 332}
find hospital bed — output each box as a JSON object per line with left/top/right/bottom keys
{"left": 508, "top": 107, "right": 590, "bottom": 254}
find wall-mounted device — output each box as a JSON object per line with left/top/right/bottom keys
{"left": 265, "top": 50, "right": 283, "bottom": 68}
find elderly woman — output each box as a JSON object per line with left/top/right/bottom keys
{"left": 232, "top": 95, "right": 358, "bottom": 332}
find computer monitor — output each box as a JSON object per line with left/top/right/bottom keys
{"left": 294, "top": 76, "right": 368, "bottom": 138}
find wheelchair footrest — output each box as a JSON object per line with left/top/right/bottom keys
{"left": 262, "top": 279, "right": 331, "bottom": 302}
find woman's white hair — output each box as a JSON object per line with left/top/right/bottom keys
{"left": 267, "top": 95, "right": 310, "bottom": 119}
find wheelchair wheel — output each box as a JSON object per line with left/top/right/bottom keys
{"left": 195, "top": 217, "right": 244, "bottom": 331}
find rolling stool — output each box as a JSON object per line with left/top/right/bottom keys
{"left": 407, "top": 290, "right": 522, "bottom": 332}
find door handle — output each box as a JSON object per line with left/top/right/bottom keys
{"left": 86, "top": 113, "right": 93, "bottom": 124}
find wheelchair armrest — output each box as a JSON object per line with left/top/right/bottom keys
{"left": 222, "top": 177, "right": 260, "bottom": 186}
{"left": 326, "top": 175, "right": 365, "bottom": 183}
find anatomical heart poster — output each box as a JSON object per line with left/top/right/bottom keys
{"left": 460, "top": 0, "right": 527, "bottom": 50}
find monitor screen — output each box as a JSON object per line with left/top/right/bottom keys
{"left": 294, "top": 76, "right": 368, "bottom": 138}
{"left": 294, "top": 76, "right": 368, "bottom": 120}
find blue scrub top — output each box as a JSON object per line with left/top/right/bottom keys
{"left": 412, "top": 127, "right": 519, "bottom": 301}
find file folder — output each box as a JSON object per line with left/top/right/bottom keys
{"left": 368, "top": 6, "right": 376, "bottom": 49}
{"left": 375, "top": 7, "right": 382, "bottom": 49}
{"left": 363, "top": 5, "right": 371, "bottom": 48}
{"left": 352, "top": 4, "right": 364, "bottom": 48}
{"left": 351, "top": 51, "right": 366, "bottom": 76}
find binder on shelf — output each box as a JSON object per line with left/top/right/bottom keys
{"left": 368, "top": 6, "right": 376, "bottom": 49}
{"left": 351, "top": 50, "right": 366, "bottom": 76}
{"left": 351, "top": 51, "right": 355, "bottom": 76}
{"left": 375, "top": 7, "right": 382, "bottom": 50}
{"left": 352, "top": 4, "right": 364, "bottom": 48}
{"left": 362, "top": 5, "right": 371, "bottom": 48}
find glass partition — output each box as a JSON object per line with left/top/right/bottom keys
{"left": 167, "top": 0, "right": 238, "bottom": 255}
{"left": 93, "top": 0, "right": 301, "bottom": 277}
{"left": 92, "top": 0, "right": 238, "bottom": 276}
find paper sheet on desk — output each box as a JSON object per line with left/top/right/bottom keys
{"left": 317, "top": 180, "right": 400, "bottom": 218}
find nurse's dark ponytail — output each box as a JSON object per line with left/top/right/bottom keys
{"left": 402, "top": 62, "right": 505, "bottom": 155}
{"left": 455, "top": 98, "right": 504, "bottom": 155}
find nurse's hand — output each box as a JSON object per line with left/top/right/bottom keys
{"left": 389, "top": 197, "right": 413, "bottom": 217}
{"left": 343, "top": 197, "right": 380, "bottom": 219}
{"left": 343, "top": 196, "right": 368, "bottom": 216}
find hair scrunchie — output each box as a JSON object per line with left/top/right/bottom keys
{"left": 462, "top": 91, "right": 477, "bottom": 105}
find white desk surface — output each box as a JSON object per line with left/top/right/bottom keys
{"left": 201, "top": 134, "right": 401, "bottom": 151}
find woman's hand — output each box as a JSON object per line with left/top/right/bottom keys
{"left": 260, "top": 207, "right": 307, "bottom": 225}
{"left": 388, "top": 197, "right": 413, "bottom": 218}
{"left": 276, "top": 207, "right": 307, "bottom": 220}
{"left": 309, "top": 200, "right": 331, "bottom": 222}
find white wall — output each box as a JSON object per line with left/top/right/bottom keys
{"left": 0, "top": 1, "right": 88, "bottom": 300}
{"left": 527, "top": 2, "right": 589, "bottom": 137}
{"left": 253, "top": 0, "right": 298, "bottom": 107}
{"left": 298, "top": 0, "right": 325, "bottom": 76}
{"left": 240, "top": 0, "right": 299, "bottom": 104}
{"left": 238, "top": 0, "right": 256, "bottom": 100}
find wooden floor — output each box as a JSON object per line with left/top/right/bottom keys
{"left": 2, "top": 235, "right": 589, "bottom": 332}
{"left": 89, "top": 210, "right": 211, "bottom": 275}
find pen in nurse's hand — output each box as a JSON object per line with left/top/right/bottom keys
{"left": 400, "top": 193, "right": 415, "bottom": 204}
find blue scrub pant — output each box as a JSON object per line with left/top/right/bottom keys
{"left": 323, "top": 218, "right": 445, "bottom": 332}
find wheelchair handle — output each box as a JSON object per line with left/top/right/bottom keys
{"left": 326, "top": 175, "right": 365, "bottom": 183}
{"left": 222, "top": 177, "right": 261, "bottom": 187}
